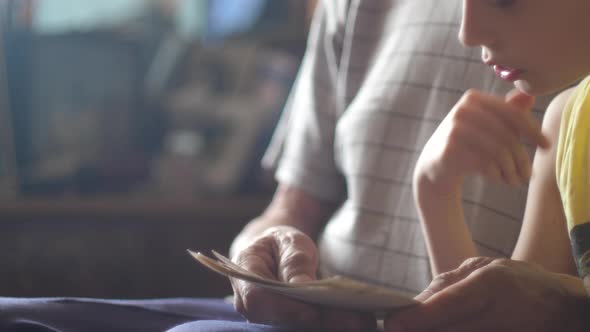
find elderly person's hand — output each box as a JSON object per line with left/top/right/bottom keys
{"left": 384, "top": 257, "right": 589, "bottom": 332}
{"left": 231, "top": 225, "right": 376, "bottom": 331}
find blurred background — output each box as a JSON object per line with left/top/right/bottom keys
{"left": 0, "top": 0, "right": 315, "bottom": 298}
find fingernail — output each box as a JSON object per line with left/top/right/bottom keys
{"left": 524, "top": 166, "right": 532, "bottom": 180}
{"left": 290, "top": 274, "right": 313, "bottom": 283}
{"left": 514, "top": 80, "right": 532, "bottom": 95}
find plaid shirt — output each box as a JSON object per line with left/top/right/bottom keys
{"left": 263, "top": 0, "right": 553, "bottom": 294}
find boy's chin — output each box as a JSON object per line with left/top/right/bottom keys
{"left": 514, "top": 80, "right": 555, "bottom": 97}
{"left": 516, "top": 78, "right": 579, "bottom": 97}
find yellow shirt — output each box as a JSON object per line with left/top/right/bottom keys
{"left": 556, "top": 75, "right": 590, "bottom": 281}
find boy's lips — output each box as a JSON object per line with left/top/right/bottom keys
{"left": 482, "top": 55, "right": 524, "bottom": 82}
{"left": 493, "top": 65, "right": 524, "bottom": 82}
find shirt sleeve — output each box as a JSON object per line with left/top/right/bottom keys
{"left": 556, "top": 77, "right": 590, "bottom": 286}
{"left": 261, "top": 1, "right": 348, "bottom": 202}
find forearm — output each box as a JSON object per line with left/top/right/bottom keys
{"left": 414, "top": 173, "right": 477, "bottom": 276}
{"left": 230, "top": 184, "right": 335, "bottom": 258}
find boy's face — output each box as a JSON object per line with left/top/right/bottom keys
{"left": 460, "top": 0, "right": 590, "bottom": 96}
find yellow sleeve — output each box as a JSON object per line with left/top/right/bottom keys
{"left": 556, "top": 77, "right": 590, "bottom": 281}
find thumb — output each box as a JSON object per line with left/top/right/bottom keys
{"left": 289, "top": 274, "right": 314, "bottom": 283}
{"left": 505, "top": 88, "right": 535, "bottom": 109}
{"left": 281, "top": 247, "right": 318, "bottom": 283}
{"left": 272, "top": 229, "right": 319, "bottom": 283}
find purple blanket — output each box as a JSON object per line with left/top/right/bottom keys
{"left": 0, "top": 298, "right": 297, "bottom": 332}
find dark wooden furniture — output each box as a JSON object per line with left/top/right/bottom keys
{"left": 0, "top": 196, "right": 270, "bottom": 298}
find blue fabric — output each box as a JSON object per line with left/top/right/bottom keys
{"left": 0, "top": 297, "right": 292, "bottom": 332}
{"left": 167, "top": 321, "right": 296, "bottom": 332}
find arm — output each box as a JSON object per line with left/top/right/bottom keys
{"left": 229, "top": 183, "right": 336, "bottom": 258}
{"left": 226, "top": 3, "right": 377, "bottom": 329}
{"left": 229, "top": 184, "right": 379, "bottom": 331}
{"left": 512, "top": 88, "right": 578, "bottom": 275}
{"left": 413, "top": 90, "right": 548, "bottom": 276}
{"left": 229, "top": 184, "right": 376, "bottom": 331}
{"left": 413, "top": 156, "right": 476, "bottom": 277}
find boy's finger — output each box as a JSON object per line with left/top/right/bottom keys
{"left": 504, "top": 90, "right": 550, "bottom": 149}
{"left": 462, "top": 91, "right": 549, "bottom": 150}
{"left": 505, "top": 89, "right": 535, "bottom": 109}
{"left": 482, "top": 163, "right": 502, "bottom": 183}
{"left": 517, "top": 115, "right": 550, "bottom": 149}
{"left": 491, "top": 105, "right": 549, "bottom": 149}
{"left": 513, "top": 142, "right": 532, "bottom": 181}
{"left": 497, "top": 149, "right": 520, "bottom": 186}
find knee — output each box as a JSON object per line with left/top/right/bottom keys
{"left": 167, "top": 321, "right": 241, "bottom": 332}
{"left": 167, "top": 320, "right": 284, "bottom": 332}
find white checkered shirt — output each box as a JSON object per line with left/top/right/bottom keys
{"left": 263, "top": 0, "right": 553, "bottom": 294}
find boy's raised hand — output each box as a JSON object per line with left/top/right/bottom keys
{"left": 416, "top": 89, "right": 549, "bottom": 190}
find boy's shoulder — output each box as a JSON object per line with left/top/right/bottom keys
{"left": 548, "top": 87, "right": 576, "bottom": 118}
{"left": 542, "top": 87, "right": 577, "bottom": 136}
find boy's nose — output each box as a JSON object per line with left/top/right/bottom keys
{"left": 459, "top": 0, "right": 495, "bottom": 47}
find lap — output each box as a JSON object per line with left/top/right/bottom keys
{"left": 0, "top": 297, "right": 243, "bottom": 332}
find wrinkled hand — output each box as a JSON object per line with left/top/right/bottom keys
{"left": 231, "top": 225, "right": 376, "bottom": 331}
{"left": 417, "top": 89, "right": 549, "bottom": 189}
{"left": 385, "top": 257, "right": 588, "bottom": 332}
